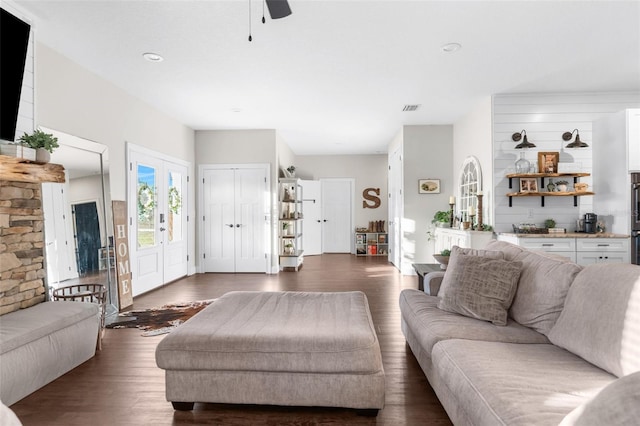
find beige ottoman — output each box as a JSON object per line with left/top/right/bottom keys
{"left": 155, "top": 291, "right": 385, "bottom": 415}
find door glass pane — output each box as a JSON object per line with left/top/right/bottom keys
{"left": 167, "top": 171, "right": 183, "bottom": 243}
{"left": 137, "top": 164, "right": 156, "bottom": 248}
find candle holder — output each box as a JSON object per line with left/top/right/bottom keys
{"left": 449, "top": 203, "right": 455, "bottom": 228}
{"left": 469, "top": 214, "right": 476, "bottom": 230}
{"left": 477, "top": 194, "right": 484, "bottom": 230}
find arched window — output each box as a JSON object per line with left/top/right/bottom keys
{"left": 458, "top": 156, "right": 482, "bottom": 220}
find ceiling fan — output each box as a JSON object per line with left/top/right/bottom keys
{"left": 265, "top": 0, "right": 292, "bottom": 19}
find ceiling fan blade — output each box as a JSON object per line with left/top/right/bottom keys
{"left": 265, "top": 0, "right": 292, "bottom": 19}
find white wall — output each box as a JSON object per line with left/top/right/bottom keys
{"left": 295, "top": 155, "right": 388, "bottom": 230}
{"left": 402, "top": 125, "right": 453, "bottom": 272}
{"left": 35, "top": 42, "right": 197, "bottom": 274}
{"left": 453, "top": 97, "right": 493, "bottom": 226}
{"left": 493, "top": 92, "right": 640, "bottom": 233}
{"left": 195, "top": 129, "right": 278, "bottom": 271}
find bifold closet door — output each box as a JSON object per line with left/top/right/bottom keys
{"left": 202, "top": 167, "right": 266, "bottom": 273}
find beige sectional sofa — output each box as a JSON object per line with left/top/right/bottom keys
{"left": 400, "top": 241, "right": 640, "bottom": 425}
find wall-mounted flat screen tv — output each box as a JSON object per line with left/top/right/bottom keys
{"left": 1, "top": 8, "right": 31, "bottom": 143}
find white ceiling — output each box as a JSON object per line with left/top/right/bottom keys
{"left": 15, "top": 0, "right": 640, "bottom": 155}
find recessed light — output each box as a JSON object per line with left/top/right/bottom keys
{"left": 142, "top": 52, "right": 164, "bottom": 62}
{"left": 441, "top": 43, "right": 462, "bottom": 53}
{"left": 231, "top": 108, "right": 243, "bottom": 113}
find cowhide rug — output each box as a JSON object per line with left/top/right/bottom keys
{"left": 106, "top": 299, "right": 214, "bottom": 336}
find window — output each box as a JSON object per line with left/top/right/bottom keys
{"left": 458, "top": 156, "right": 482, "bottom": 220}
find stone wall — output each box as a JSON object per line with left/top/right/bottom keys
{"left": 0, "top": 181, "right": 46, "bottom": 315}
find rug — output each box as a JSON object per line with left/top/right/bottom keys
{"left": 106, "top": 299, "right": 214, "bottom": 336}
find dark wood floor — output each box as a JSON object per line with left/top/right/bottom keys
{"left": 11, "top": 254, "right": 451, "bottom": 425}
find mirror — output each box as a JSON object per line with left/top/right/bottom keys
{"left": 40, "top": 127, "right": 118, "bottom": 317}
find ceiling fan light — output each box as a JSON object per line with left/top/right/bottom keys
{"left": 265, "top": 0, "right": 292, "bottom": 19}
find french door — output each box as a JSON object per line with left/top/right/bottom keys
{"left": 129, "top": 148, "right": 189, "bottom": 296}
{"left": 201, "top": 165, "right": 268, "bottom": 273}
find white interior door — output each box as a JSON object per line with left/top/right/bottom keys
{"left": 203, "top": 169, "right": 235, "bottom": 272}
{"left": 42, "top": 180, "right": 78, "bottom": 285}
{"left": 202, "top": 166, "right": 267, "bottom": 273}
{"left": 300, "top": 180, "right": 322, "bottom": 255}
{"left": 321, "top": 179, "right": 353, "bottom": 253}
{"left": 234, "top": 168, "right": 267, "bottom": 272}
{"left": 388, "top": 148, "right": 402, "bottom": 268}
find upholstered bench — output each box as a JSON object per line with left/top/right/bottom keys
{"left": 155, "top": 291, "right": 385, "bottom": 414}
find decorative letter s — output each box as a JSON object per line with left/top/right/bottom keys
{"left": 363, "top": 188, "right": 381, "bottom": 209}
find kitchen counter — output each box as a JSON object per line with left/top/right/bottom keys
{"left": 498, "top": 233, "right": 629, "bottom": 239}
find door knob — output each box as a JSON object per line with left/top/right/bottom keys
{"left": 317, "top": 220, "right": 321, "bottom": 223}
{"left": 323, "top": 219, "right": 328, "bottom": 222}
{"left": 160, "top": 227, "right": 166, "bottom": 232}
{"left": 226, "top": 224, "right": 234, "bottom": 228}
{"left": 236, "top": 224, "right": 241, "bottom": 227}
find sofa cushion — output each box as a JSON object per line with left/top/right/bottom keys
{"left": 0, "top": 301, "right": 98, "bottom": 355}
{"left": 560, "top": 371, "right": 640, "bottom": 426}
{"left": 486, "top": 240, "right": 583, "bottom": 336}
{"left": 399, "top": 289, "right": 548, "bottom": 361}
{"left": 548, "top": 263, "right": 640, "bottom": 378}
{"left": 438, "top": 254, "right": 522, "bottom": 325}
{"left": 431, "top": 339, "right": 616, "bottom": 426}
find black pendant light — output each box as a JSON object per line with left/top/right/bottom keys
{"left": 265, "top": 0, "right": 292, "bottom": 19}
{"left": 512, "top": 130, "right": 536, "bottom": 149}
{"left": 563, "top": 129, "right": 589, "bottom": 148}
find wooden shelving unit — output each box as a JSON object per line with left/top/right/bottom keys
{"left": 505, "top": 172, "right": 593, "bottom": 207}
{"left": 279, "top": 178, "right": 304, "bottom": 271}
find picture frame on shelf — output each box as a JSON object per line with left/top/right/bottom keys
{"left": 538, "top": 152, "right": 559, "bottom": 173}
{"left": 520, "top": 177, "right": 538, "bottom": 193}
{"left": 419, "top": 179, "right": 440, "bottom": 194}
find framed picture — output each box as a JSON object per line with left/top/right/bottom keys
{"left": 538, "top": 152, "right": 560, "bottom": 173}
{"left": 519, "top": 178, "right": 538, "bottom": 193}
{"left": 419, "top": 179, "right": 440, "bottom": 194}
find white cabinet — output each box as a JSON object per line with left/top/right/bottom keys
{"left": 576, "top": 238, "right": 630, "bottom": 264}
{"left": 279, "top": 178, "right": 304, "bottom": 271}
{"left": 497, "top": 235, "right": 630, "bottom": 265}
{"left": 497, "top": 235, "right": 576, "bottom": 262}
{"left": 435, "top": 228, "right": 495, "bottom": 254}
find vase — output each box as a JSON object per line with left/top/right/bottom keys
{"left": 515, "top": 152, "right": 530, "bottom": 174}
{"left": 35, "top": 148, "right": 50, "bottom": 164}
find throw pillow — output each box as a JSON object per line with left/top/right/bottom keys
{"left": 549, "top": 263, "right": 640, "bottom": 378}
{"left": 438, "top": 254, "right": 522, "bottom": 326}
{"left": 560, "top": 372, "right": 640, "bottom": 426}
{"left": 436, "top": 246, "right": 505, "bottom": 297}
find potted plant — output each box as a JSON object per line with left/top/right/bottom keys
{"left": 544, "top": 218, "right": 556, "bottom": 229}
{"left": 555, "top": 180, "right": 569, "bottom": 192}
{"left": 284, "top": 242, "right": 295, "bottom": 255}
{"left": 284, "top": 165, "right": 296, "bottom": 178}
{"left": 432, "top": 210, "right": 451, "bottom": 228}
{"left": 433, "top": 249, "right": 451, "bottom": 269}
{"left": 18, "top": 129, "right": 59, "bottom": 163}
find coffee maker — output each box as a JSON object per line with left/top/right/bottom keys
{"left": 584, "top": 213, "right": 597, "bottom": 234}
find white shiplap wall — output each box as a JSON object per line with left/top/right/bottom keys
{"left": 493, "top": 92, "right": 640, "bottom": 233}
{"left": 4, "top": 3, "right": 34, "bottom": 140}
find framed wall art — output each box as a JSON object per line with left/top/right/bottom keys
{"left": 519, "top": 178, "right": 538, "bottom": 193}
{"left": 419, "top": 179, "right": 440, "bottom": 194}
{"left": 538, "top": 152, "right": 559, "bottom": 174}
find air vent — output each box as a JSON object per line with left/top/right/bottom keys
{"left": 402, "top": 104, "right": 421, "bottom": 112}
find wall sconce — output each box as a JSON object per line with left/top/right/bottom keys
{"left": 512, "top": 130, "right": 536, "bottom": 149}
{"left": 562, "top": 129, "right": 589, "bottom": 148}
